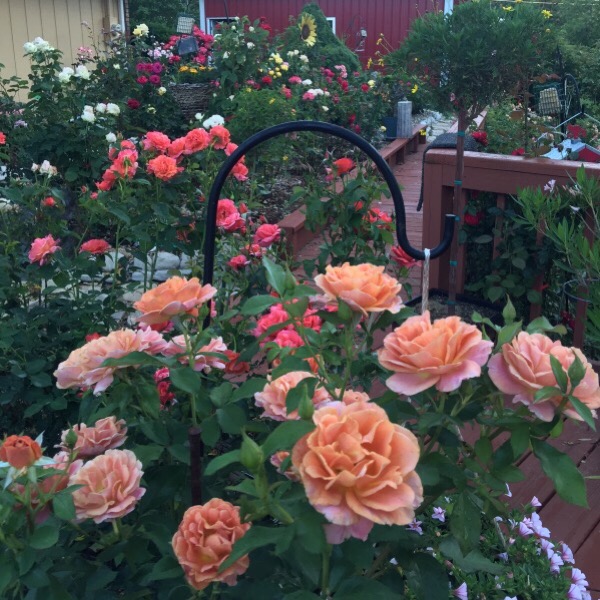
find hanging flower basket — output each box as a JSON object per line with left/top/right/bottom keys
{"left": 169, "top": 82, "right": 212, "bottom": 119}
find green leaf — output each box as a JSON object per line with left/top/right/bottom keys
{"left": 285, "top": 377, "right": 317, "bottom": 416}
{"left": 450, "top": 492, "right": 481, "bottom": 553}
{"left": 510, "top": 424, "right": 530, "bottom": 457}
{"left": 526, "top": 317, "right": 567, "bottom": 335}
{"left": 220, "top": 526, "right": 294, "bottom": 571}
{"left": 52, "top": 490, "right": 76, "bottom": 520}
{"left": 474, "top": 234, "right": 493, "bottom": 243}
{"left": 210, "top": 382, "right": 234, "bottom": 407}
{"left": 405, "top": 552, "right": 449, "bottom": 600}
{"left": 495, "top": 321, "right": 522, "bottom": 349}
{"left": 458, "top": 550, "right": 504, "bottom": 575}
{"left": 29, "top": 525, "right": 59, "bottom": 549}
{"left": 102, "top": 351, "right": 163, "bottom": 368}
{"left": 568, "top": 396, "right": 596, "bottom": 431}
{"left": 474, "top": 438, "right": 493, "bottom": 465}
{"left": 335, "top": 577, "right": 402, "bottom": 599}
{"left": 241, "top": 295, "right": 279, "bottom": 316}
{"left": 534, "top": 386, "right": 562, "bottom": 402}
{"left": 511, "top": 257, "right": 526, "bottom": 269}
{"left": 531, "top": 439, "right": 588, "bottom": 507}
{"left": 262, "top": 420, "right": 315, "bottom": 457}
{"left": 86, "top": 567, "right": 117, "bottom": 591}
{"left": 217, "top": 404, "right": 247, "bottom": 434}
{"left": 204, "top": 449, "right": 241, "bottom": 476}
{"left": 232, "top": 378, "right": 268, "bottom": 402}
{"left": 201, "top": 414, "right": 221, "bottom": 448}
{"left": 502, "top": 297, "right": 516, "bottom": 324}
{"left": 262, "top": 257, "right": 288, "bottom": 296}
{"left": 285, "top": 297, "right": 309, "bottom": 318}
{"left": 568, "top": 353, "right": 587, "bottom": 390}
{"left": 488, "top": 286, "right": 505, "bottom": 303}
{"left": 169, "top": 367, "right": 202, "bottom": 396}
{"left": 549, "top": 355, "right": 568, "bottom": 393}
{"left": 148, "top": 556, "right": 184, "bottom": 581}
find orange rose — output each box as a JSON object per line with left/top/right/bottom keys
{"left": 378, "top": 311, "right": 493, "bottom": 395}
{"left": 314, "top": 262, "right": 403, "bottom": 316}
{"left": 254, "top": 371, "right": 331, "bottom": 421}
{"left": 333, "top": 157, "right": 354, "bottom": 175}
{"left": 172, "top": 499, "right": 250, "bottom": 591}
{"left": 184, "top": 128, "right": 210, "bottom": 154}
{"left": 0, "top": 435, "right": 42, "bottom": 469}
{"left": 292, "top": 402, "right": 422, "bottom": 542}
{"left": 147, "top": 154, "right": 183, "bottom": 180}
{"left": 60, "top": 416, "right": 128, "bottom": 458}
{"left": 134, "top": 276, "right": 217, "bottom": 325}
{"left": 488, "top": 332, "right": 600, "bottom": 422}
{"left": 341, "top": 390, "right": 371, "bottom": 405}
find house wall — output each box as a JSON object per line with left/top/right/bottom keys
{"left": 0, "top": 0, "right": 121, "bottom": 81}
{"left": 203, "top": 0, "right": 447, "bottom": 65}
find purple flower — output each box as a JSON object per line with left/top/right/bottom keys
{"left": 549, "top": 552, "right": 564, "bottom": 573}
{"left": 529, "top": 513, "right": 550, "bottom": 538}
{"left": 431, "top": 507, "right": 446, "bottom": 523}
{"left": 571, "top": 568, "right": 589, "bottom": 588}
{"left": 452, "top": 582, "right": 468, "bottom": 600}
{"left": 518, "top": 522, "right": 533, "bottom": 537}
{"left": 497, "top": 552, "right": 509, "bottom": 562}
{"left": 407, "top": 519, "right": 423, "bottom": 535}
{"left": 539, "top": 538, "right": 555, "bottom": 558}
{"left": 561, "top": 543, "right": 575, "bottom": 564}
{"left": 530, "top": 496, "right": 542, "bottom": 508}
{"left": 149, "top": 74, "right": 161, "bottom": 85}
{"left": 493, "top": 516, "right": 503, "bottom": 522}
{"left": 14, "top": 120, "right": 27, "bottom": 128}
{"left": 503, "top": 597, "right": 518, "bottom": 600}
{"left": 568, "top": 583, "right": 584, "bottom": 600}
{"left": 151, "top": 62, "right": 163, "bottom": 74}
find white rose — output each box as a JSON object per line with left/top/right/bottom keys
{"left": 106, "top": 132, "right": 117, "bottom": 143}
{"left": 95, "top": 103, "right": 107, "bottom": 113}
{"left": 31, "top": 163, "right": 39, "bottom": 173}
{"left": 223, "top": 52, "right": 230, "bottom": 59}
{"left": 302, "top": 79, "right": 312, "bottom": 86}
{"left": 23, "top": 42, "right": 37, "bottom": 54}
{"left": 75, "top": 65, "right": 90, "bottom": 80}
{"left": 202, "top": 114, "right": 225, "bottom": 129}
{"left": 113, "top": 64, "right": 120, "bottom": 70}
{"left": 58, "top": 67, "right": 74, "bottom": 83}
{"left": 106, "top": 103, "right": 120, "bottom": 116}
{"left": 248, "top": 26, "right": 255, "bottom": 32}
{"left": 157, "top": 86, "right": 167, "bottom": 96}
{"left": 322, "top": 106, "right": 329, "bottom": 112}
{"left": 300, "top": 54, "right": 309, "bottom": 63}
{"left": 195, "top": 112, "right": 205, "bottom": 121}
{"left": 247, "top": 42, "right": 255, "bottom": 49}
{"left": 81, "top": 106, "right": 95, "bottom": 123}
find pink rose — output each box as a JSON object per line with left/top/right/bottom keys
{"left": 231, "top": 160, "right": 249, "bottom": 181}
{"left": 216, "top": 199, "right": 244, "bottom": 232}
{"left": 70, "top": 449, "right": 145, "bottom": 522}
{"left": 272, "top": 329, "right": 304, "bottom": 348}
{"left": 228, "top": 255, "right": 249, "bottom": 270}
{"left": 209, "top": 125, "right": 231, "bottom": 150}
{"left": 29, "top": 235, "right": 60, "bottom": 265}
{"left": 488, "top": 332, "right": 600, "bottom": 421}
{"left": 253, "top": 224, "right": 281, "bottom": 248}
{"left": 168, "top": 136, "right": 187, "bottom": 159}
{"left": 378, "top": 311, "right": 493, "bottom": 395}
{"left": 60, "top": 416, "right": 128, "bottom": 457}
{"left": 254, "top": 371, "right": 331, "bottom": 421}
{"left": 80, "top": 239, "right": 110, "bottom": 254}
{"left": 142, "top": 131, "right": 171, "bottom": 153}
{"left": 164, "top": 335, "right": 228, "bottom": 373}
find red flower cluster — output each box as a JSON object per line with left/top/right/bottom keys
{"left": 567, "top": 124, "right": 587, "bottom": 140}
{"left": 463, "top": 211, "right": 484, "bottom": 227}
{"left": 154, "top": 367, "right": 176, "bottom": 409}
{"left": 253, "top": 301, "right": 322, "bottom": 348}
{"left": 471, "top": 131, "right": 488, "bottom": 146}
{"left": 511, "top": 147, "right": 525, "bottom": 156}
{"left": 163, "top": 26, "right": 214, "bottom": 65}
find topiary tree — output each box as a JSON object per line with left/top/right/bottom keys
{"left": 397, "top": 0, "right": 556, "bottom": 312}
{"left": 278, "top": 3, "right": 361, "bottom": 72}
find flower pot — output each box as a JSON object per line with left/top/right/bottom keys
{"left": 169, "top": 83, "right": 212, "bottom": 119}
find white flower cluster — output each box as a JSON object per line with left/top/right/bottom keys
{"left": 23, "top": 37, "right": 54, "bottom": 54}
{"left": 202, "top": 114, "right": 225, "bottom": 129}
{"left": 58, "top": 64, "right": 91, "bottom": 83}
{"left": 95, "top": 103, "right": 120, "bottom": 116}
{"left": 148, "top": 47, "right": 173, "bottom": 60}
{"left": 306, "top": 88, "right": 326, "bottom": 97}
{"left": 31, "top": 160, "right": 58, "bottom": 176}
{"left": 81, "top": 105, "right": 96, "bottom": 123}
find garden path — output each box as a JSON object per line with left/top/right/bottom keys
{"left": 294, "top": 140, "right": 600, "bottom": 595}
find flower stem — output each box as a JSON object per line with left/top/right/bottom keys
{"left": 320, "top": 545, "right": 332, "bottom": 598}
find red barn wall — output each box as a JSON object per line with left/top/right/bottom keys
{"left": 203, "top": 0, "right": 446, "bottom": 66}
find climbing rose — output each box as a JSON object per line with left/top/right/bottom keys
{"left": 292, "top": 401, "right": 423, "bottom": 543}
{"left": 253, "top": 223, "right": 281, "bottom": 247}
{"left": 378, "top": 311, "right": 493, "bottom": 395}
{"left": 70, "top": 449, "right": 145, "bottom": 523}
{"left": 488, "top": 332, "right": 600, "bottom": 421}
{"left": 28, "top": 235, "right": 60, "bottom": 265}
{"left": 314, "top": 263, "right": 403, "bottom": 316}
{"left": 172, "top": 499, "right": 250, "bottom": 591}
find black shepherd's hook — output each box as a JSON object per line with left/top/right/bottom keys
{"left": 202, "top": 120, "right": 455, "bottom": 288}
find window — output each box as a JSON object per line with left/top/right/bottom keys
{"left": 326, "top": 17, "right": 336, "bottom": 34}
{"left": 207, "top": 17, "right": 236, "bottom": 34}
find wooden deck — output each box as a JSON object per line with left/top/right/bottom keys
{"left": 294, "top": 141, "right": 600, "bottom": 593}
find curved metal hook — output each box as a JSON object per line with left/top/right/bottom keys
{"left": 202, "top": 120, "right": 455, "bottom": 287}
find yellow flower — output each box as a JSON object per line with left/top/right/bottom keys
{"left": 147, "top": 106, "right": 156, "bottom": 114}
{"left": 283, "top": 156, "right": 289, "bottom": 161}
{"left": 367, "top": 58, "right": 373, "bottom": 69}
{"left": 545, "top": 28, "right": 551, "bottom": 33}
{"left": 515, "top": 0, "right": 522, "bottom": 3}
{"left": 269, "top": 98, "right": 275, "bottom": 104}
{"left": 281, "top": 64, "right": 289, "bottom": 71}
{"left": 377, "top": 58, "right": 384, "bottom": 66}
{"left": 179, "top": 66, "right": 189, "bottom": 72}
{"left": 298, "top": 13, "right": 317, "bottom": 47}
{"left": 189, "top": 68, "right": 198, "bottom": 74}
{"left": 411, "top": 84, "right": 418, "bottom": 94}
{"left": 269, "top": 70, "right": 275, "bottom": 76}
{"left": 502, "top": 6, "right": 514, "bottom": 12}
{"left": 245, "top": 87, "right": 252, "bottom": 92}
{"left": 368, "top": 79, "right": 375, "bottom": 88}
{"left": 541, "top": 9, "right": 552, "bottom": 19}
{"left": 157, "top": 86, "right": 166, "bottom": 96}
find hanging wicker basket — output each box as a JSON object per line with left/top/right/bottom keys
{"left": 169, "top": 83, "right": 212, "bottom": 119}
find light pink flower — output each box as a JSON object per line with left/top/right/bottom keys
{"left": 165, "top": 336, "right": 228, "bottom": 373}
{"left": 253, "top": 223, "right": 281, "bottom": 247}
{"left": 324, "top": 519, "right": 373, "bottom": 544}
{"left": 60, "top": 416, "right": 127, "bottom": 457}
{"left": 70, "top": 449, "right": 145, "bottom": 522}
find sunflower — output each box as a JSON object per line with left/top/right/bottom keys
{"left": 298, "top": 14, "right": 317, "bottom": 47}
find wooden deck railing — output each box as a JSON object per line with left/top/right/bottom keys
{"left": 422, "top": 150, "right": 600, "bottom": 344}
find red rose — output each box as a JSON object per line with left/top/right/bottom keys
{"left": 463, "top": 211, "right": 484, "bottom": 227}
{"left": 333, "top": 157, "right": 355, "bottom": 175}
{"left": 127, "top": 99, "right": 141, "bottom": 109}
{"left": 390, "top": 246, "right": 419, "bottom": 268}
{"left": 42, "top": 197, "right": 56, "bottom": 207}
{"left": 511, "top": 147, "right": 525, "bottom": 156}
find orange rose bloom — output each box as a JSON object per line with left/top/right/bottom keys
{"left": 184, "top": 128, "right": 211, "bottom": 154}
{"left": 0, "top": 435, "right": 42, "bottom": 469}
{"left": 147, "top": 155, "right": 183, "bottom": 180}
{"left": 333, "top": 157, "right": 354, "bottom": 175}
{"left": 292, "top": 402, "right": 423, "bottom": 538}
{"left": 172, "top": 499, "right": 250, "bottom": 591}
{"left": 134, "top": 276, "right": 217, "bottom": 325}
{"left": 314, "top": 262, "right": 403, "bottom": 316}
{"left": 378, "top": 311, "right": 493, "bottom": 395}
{"left": 488, "top": 332, "right": 600, "bottom": 422}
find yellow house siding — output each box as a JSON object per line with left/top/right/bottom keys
{"left": 0, "top": 0, "right": 122, "bottom": 82}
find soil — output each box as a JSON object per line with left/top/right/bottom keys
{"left": 257, "top": 175, "right": 305, "bottom": 224}
{"left": 410, "top": 291, "right": 503, "bottom": 325}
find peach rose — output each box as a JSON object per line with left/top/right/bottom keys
{"left": 254, "top": 371, "right": 331, "bottom": 421}
{"left": 292, "top": 402, "right": 423, "bottom": 542}
{"left": 0, "top": 435, "right": 42, "bottom": 469}
{"left": 164, "top": 335, "right": 228, "bottom": 372}
{"left": 70, "top": 449, "right": 145, "bottom": 523}
{"left": 172, "top": 499, "right": 250, "bottom": 591}
{"left": 142, "top": 131, "right": 171, "bottom": 153}
{"left": 209, "top": 125, "right": 231, "bottom": 150}
{"left": 269, "top": 451, "right": 300, "bottom": 481}
{"left": 488, "top": 332, "right": 600, "bottom": 422}
{"left": 134, "top": 276, "right": 217, "bottom": 325}
{"left": 60, "top": 416, "right": 127, "bottom": 458}
{"left": 314, "top": 263, "right": 403, "bottom": 316}
{"left": 147, "top": 154, "right": 183, "bottom": 180}
{"left": 341, "top": 390, "right": 371, "bottom": 405}
{"left": 184, "top": 128, "right": 211, "bottom": 154}
{"left": 28, "top": 234, "right": 60, "bottom": 265}
{"left": 231, "top": 160, "right": 249, "bottom": 181}
{"left": 54, "top": 328, "right": 168, "bottom": 394}
{"left": 378, "top": 311, "right": 493, "bottom": 395}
